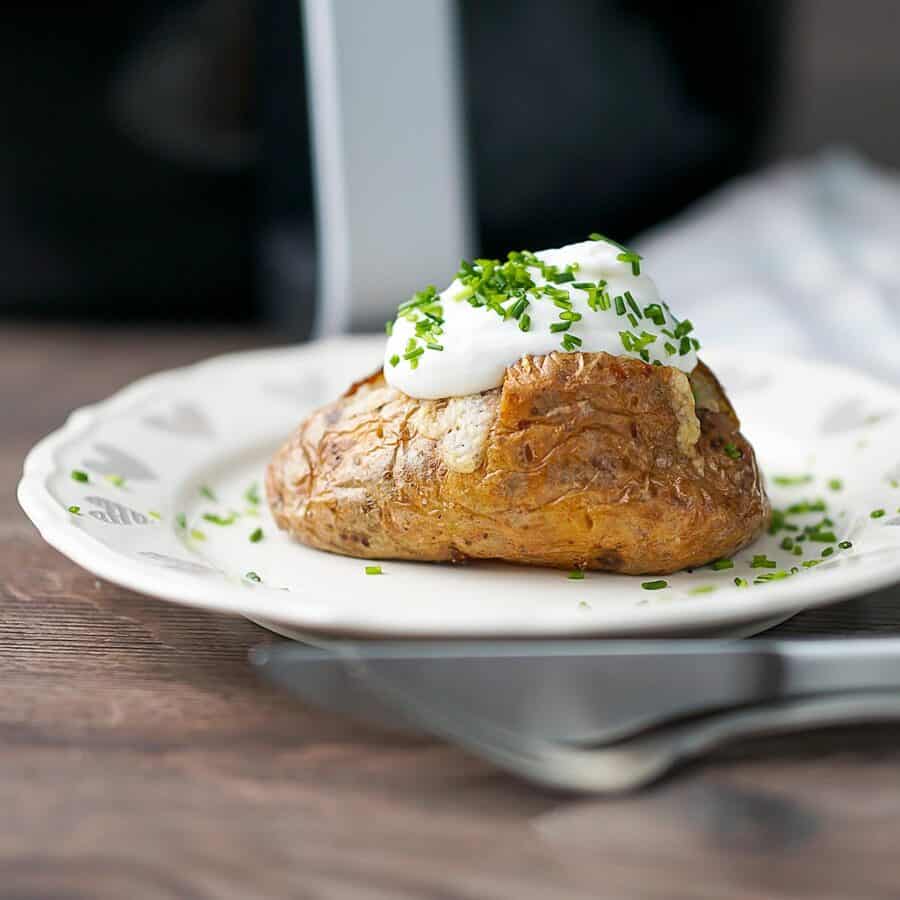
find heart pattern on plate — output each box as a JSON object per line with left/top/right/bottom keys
{"left": 143, "top": 404, "right": 214, "bottom": 439}
{"left": 83, "top": 443, "right": 157, "bottom": 481}
{"left": 820, "top": 397, "right": 895, "bottom": 434}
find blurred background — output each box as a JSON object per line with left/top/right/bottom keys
{"left": 3, "top": 0, "right": 900, "bottom": 376}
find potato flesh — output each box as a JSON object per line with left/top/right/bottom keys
{"left": 267, "top": 352, "right": 769, "bottom": 575}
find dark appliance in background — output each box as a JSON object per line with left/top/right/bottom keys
{"left": 1, "top": 0, "right": 783, "bottom": 335}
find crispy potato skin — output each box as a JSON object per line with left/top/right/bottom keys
{"left": 267, "top": 352, "right": 769, "bottom": 575}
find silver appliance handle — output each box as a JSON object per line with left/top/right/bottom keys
{"left": 301, "top": 0, "right": 473, "bottom": 335}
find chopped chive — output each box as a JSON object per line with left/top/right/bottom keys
{"left": 614, "top": 295, "right": 626, "bottom": 316}
{"left": 773, "top": 474, "right": 813, "bottom": 487}
{"left": 822, "top": 546, "right": 834, "bottom": 557}
{"left": 567, "top": 569, "right": 585, "bottom": 580}
{"left": 624, "top": 291, "right": 642, "bottom": 318}
{"left": 723, "top": 443, "right": 743, "bottom": 460}
{"left": 389, "top": 354, "right": 400, "bottom": 367}
{"left": 67, "top": 505, "right": 82, "bottom": 515}
{"left": 710, "top": 558, "right": 734, "bottom": 571}
{"left": 755, "top": 570, "right": 792, "bottom": 584}
{"left": 199, "top": 485, "right": 217, "bottom": 501}
{"left": 643, "top": 303, "right": 666, "bottom": 325}
{"left": 734, "top": 577, "right": 749, "bottom": 588}
{"left": 689, "top": 585, "right": 716, "bottom": 595}
{"left": 839, "top": 540, "right": 852, "bottom": 549}
{"left": 548, "top": 270, "right": 575, "bottom": 284}
{"left": 673, "top": 319, "right": 694, "bottom": 339}
{"left": 561, "top": 333, "right": 583, "bottom": 352}
{"left": 806, "top": 531, "right": 837, "bottom": 543}
{"left": 559, "top": 310, "right": 582, "bottom": 322}
{"left": 751, "top": 554, "right": 777, "bottom": 569}
{"left": 385, "top": 320, "right": 394, "bottom": 336}
{"left": 148, "top": 510, "right": 161, "bottom": 520}
{"left": 871, "top": 508, "right": 886, "bottom": 519}
{"left": 518, "top": 314, "right": 531, "bottom": 332}
{"left": 105, "top": 474, "right": 126, "bottom": 488}
{"left": 627, "top": 313, "right": 639, "bottom": 328}
{"left": 176, "top": 513, "right": 187, "bottom": 529}
{"left": 203, "top": 512, "right": 237, "bottom": 526}
{"left": 426, "top": 342, "right": 444, "bottom": 351}
{"left": 802, "top": 559, "right": 821, "bottom": 568}
{"left": 244, "top": 483, "right": 260, "bottom": 506}
{"left": 641, "top": 580, "right": 668, "bottom": 590}
{"left": 617, "top": 251, "right": 642, "bottom": 276}
{"left": 245, "top": 571, "right": 262, "bottom": 582}
{"left": 786, "top": 499, "right": 827, "bottom": 515}
{"left": 828, "top": 478, "right": 843, "bottom": 491}
{"left": 793, "top": 545, "right": 803, "bottom": 556}
{"left": 663, "top": 341, "right": 677, "bottom": 356}
{"left": 780, "top": 537, "right": 795, "bottom": 551}
{"left": 249, "top": 527, "right": 263, "bottom": 543}
{"left": 189, "top": 529, "right": 206, "bottom": 541}
{"left": 71, "top": 469, "right": 90, "bottom": 483}
{"left": 509, "top": 297, "right": 529, "bottom": 319}
{"left": 550, "top": 321, "right": 571, "bottom": 333}
{"left": 679, "top": 336, "right": 692, "bottom": 355}
{"left": 365, "top": 565, "right": 382, "bottom": 575}
{"left": 403, "top": 346, "right": 424, "bottom": 361}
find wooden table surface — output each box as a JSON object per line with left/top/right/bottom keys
{"left": 4, "top": 324, "right": 900, "bottom": 899}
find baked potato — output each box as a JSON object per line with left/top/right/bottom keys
{"left": 266, "top": 351, "right": 769, "bottom": 574}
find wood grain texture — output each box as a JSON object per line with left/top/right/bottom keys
{"left": 3, "top": 324, "right": 900, "bottom": 899}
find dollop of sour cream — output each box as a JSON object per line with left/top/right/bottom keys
{"left": 384, "top": 237, "right": 699, "bottom": 399}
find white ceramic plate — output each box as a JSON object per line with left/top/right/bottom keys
{"left": 18, "top": 337, "right": 900, "bottom": 638}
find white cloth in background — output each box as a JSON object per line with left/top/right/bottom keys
{"left": 635, "top": 150, "right": 900, "bottom": 384}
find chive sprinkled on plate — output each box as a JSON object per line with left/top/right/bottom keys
{"left": 67, "top": 505, "right": 81, "bottom": 515}
{"left": 365, "top": 565, "right": 382, "bottom": 575}
{"left": 199, "top": 485, "right": 216, "bottom": 501}
{"left": 871, "top": 508, "right": 886, "bottom": 519}
{"left": 755, "top": 570, "right": 792, "bottom": 584}
{"left": 822, "top": 546, "right": 834, "bottom": 557}
{"left": 203, "top": 512, "right": 237, "bottom": 526}
{"left": 105, "top": 474, "right": 126, "bottom": 488}
{"left": 734, "top": 577, "right": 749, "bottom": 588}
{"left": 148, "top": 510, "right": 161, "bottom": 520}
{"left": 245, "top": 483, "right": 261, "bottom": 506}
{"left": 71, "top": 469, "right": 89, "bottom": 483}
{"left": 249, "top": 527, "right": 263, "bottom": 543}
{"left": 751, "top": 554, "right": 777, "bottom": 569}
{"left": 689, "top": 585, "right": 716, "bottom": 595}
{"left": 189, "top": 529, "right": 206, "bottom": 541}
{"left": 839, "top": 540, "right": 853, "bottom": 549}
{"left": 176, "top": 513, "right": 187, "bottom": 529}
{"left": 710, "top": 558, "right": 734, "bottom": 571}
{"left": 567, "top": 569, "right": 585, "bottom": 580}
{"left": 780, "top": 537, "right": 794, "bottom": 551}
{"left": 828, "top": 478, "right": 843, "bottom": 491}
{"left": 641, "top": 580, "right": 668, "bottom": 590}
{"left": 245, "top": 571, "right": 262, "bottom": 582}
{"left": 773, "top": 474, "right": 813, "bottom": 487}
